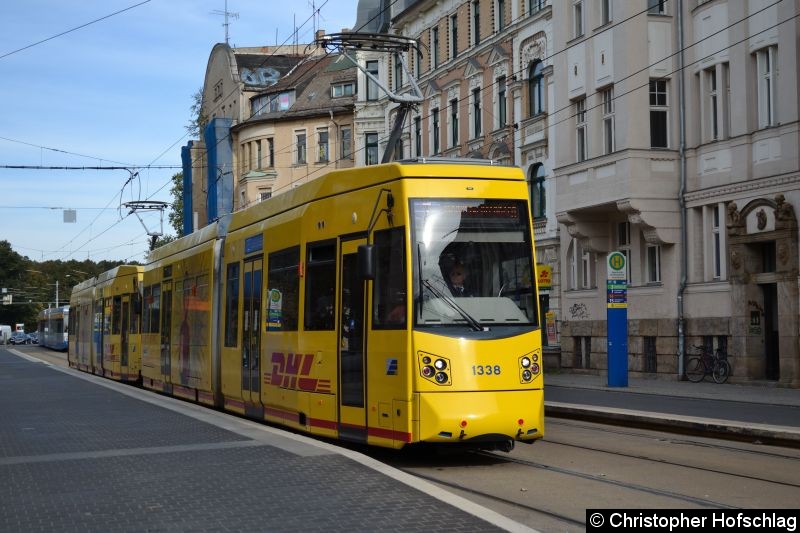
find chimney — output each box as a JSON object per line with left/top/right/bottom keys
{"left": 315, "top": 29, "right": 325, "bottom": 40}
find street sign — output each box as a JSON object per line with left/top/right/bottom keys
{"left": 607, "top": 251, "right": 628, "bottom": 387}
{"left": 607, "top": 251, "right": 627, "bottom": 281}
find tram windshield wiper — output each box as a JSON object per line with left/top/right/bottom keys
{"left": 422, "top": 279, "right": 483, "bottom": 331}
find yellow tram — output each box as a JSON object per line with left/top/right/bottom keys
{"left": 74, "top": 160, "right": 544, "bottom": 450}
{"left": 68, "top": 266, "right": 144, "bottom": 382}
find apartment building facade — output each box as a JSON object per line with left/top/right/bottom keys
{"left": 552, "top": 0, "right": 799, "bottom": 386}
{"left": 388, "top": 0, "right": 561, "bottom": 353}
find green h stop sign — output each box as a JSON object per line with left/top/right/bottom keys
{"left": 607, "top": 251, "right": 627, "bottom": 281}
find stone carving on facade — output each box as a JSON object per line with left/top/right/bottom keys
{"left": 726, "top": 202, "right": 742, "bottom": 236}
{"left": 493, "top": 63, "right": 508, "bottom": 80}
{"left": 520, "top": 35, "right": 546, "bottom": 70}
{"left": 777, "top": 241, "right": 789, "bottom": 267}
{"left": 447, "top": 85, "right": 459, "bottom": 101}
{"left": 756, "top": 208, "right": 767, "bottom": 230}
{"left": 775, "top": 194, "right": 797, "bottom": 228}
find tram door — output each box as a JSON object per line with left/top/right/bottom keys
{"left": 241, "top": 259, "right": 263, "bottom": 400}
{"left": 338, "top": 238, "right": 367, "bottom": 442}
{"left": 93, "top": 297, "right": 104, "bottom": 375}
{"left": 121, "top": 297, "right": 130, "bottom": 368}
{"left": 160, "top": 282, "right": 173, "bottom": 381}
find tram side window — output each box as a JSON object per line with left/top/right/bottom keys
{"left": 267, "top": 247, "right": 300, "bottom": 331}
{"left": 112, "top": 296, "right": 122, "bottom": 334}
{"left": 372, "top": 227, "right": 407, "bottom": 329}
{"left": 224, "top": 262, "right": 240, "bottom": 347}
{"left": 304, "top": 241, "right": 336, "bottom": 331}
{"left": 143, "top": 284, "right": 161, "bottom": 334}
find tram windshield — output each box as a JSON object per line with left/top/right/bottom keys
{"left": 411, "top": 198, "right": 538, "bottom": 329}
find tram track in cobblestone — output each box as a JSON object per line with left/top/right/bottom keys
{"left": 398, "top": 467, "right": 587, "bottom": 530}
{"left": 471, "top": 450, "right": 741, "bottom": 510}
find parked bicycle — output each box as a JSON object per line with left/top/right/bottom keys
{"left": 685, "top": 345, "right": 731, "bottom": 384}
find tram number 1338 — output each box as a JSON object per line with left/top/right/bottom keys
{"left": 472, "top": 365, "right": 502, "bottom": 376}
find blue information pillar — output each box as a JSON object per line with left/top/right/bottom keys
{"left": 606, "top": 251, "right": 628, "bottom": 387}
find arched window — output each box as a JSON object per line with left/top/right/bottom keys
{"left": 528, "top": 60, "right": 544, "bottom": 117}
{"left": 529, "top": 163, "right": 546, "bottom": 219}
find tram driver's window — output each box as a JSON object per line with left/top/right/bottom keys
{"left": 372, "top": 227, "right": 406, "bottom": 329}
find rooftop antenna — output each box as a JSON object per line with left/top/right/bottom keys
{"left": 317, "top": 32, "right": 423, "bottom": 163}
{"left": 211, "top": 0, "right": 239, "bottom": 45}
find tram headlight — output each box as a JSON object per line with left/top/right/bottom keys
{"left": 520, "top": 356, "right": 531, "bottom": 368}
{"left": 435, "top": 372, "right": 448, "bottom": 384}
{"left": 434, "top": 359, "right": 447, "bottom": 370}
{"left": 531, "top": 363, "right": 540, "bottom": 374}
{"left": 422, "top": 356, "right": 431, "bottom": 364}
{"left": 522, "top": 369, "right": 532, "bottom": 382}
{"left": 422, "top": 366, "right": 435, "bottom": 378}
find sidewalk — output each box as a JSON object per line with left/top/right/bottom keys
{"left": 543, "top": 372, "right": 800, "bottom": 447}
{"left": 1, "top": 348, "right": 534, "bottom": 533}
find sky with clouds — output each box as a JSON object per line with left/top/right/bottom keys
{"left": 0, "top": 0, "right": 357, "bottom": 264}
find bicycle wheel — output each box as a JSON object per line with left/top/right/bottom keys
{"left": 686, "top": 357, "right": 705, "bottom": 382}
{"left": 712, "top": 359, "right": 731, "bottom": 384}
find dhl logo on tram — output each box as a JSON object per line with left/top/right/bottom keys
{"left": 265, "top": 352, "right": 331, "bottom": 393}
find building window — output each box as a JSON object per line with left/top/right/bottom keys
{"left": 432, "top": 107, "right": 440, "bottom": 154}
{"left": 617, "top": 221, "right": 631, "bottom": 282}
{"left": 394, "top": 138, "right": 404, "bottom": 160}
{"left": 646, "top": 244, "right": 661, "bottom": 283}
{"left": 602, "top": 86, "right": 615, "bottom": 154}
{"left": 393, "top": 53, "right": 403, "bottom": 91}
{"left": 256, "top": 139, "right": 263, "bottom": 169}
{"left": 496, "top": 0, "right": 505, "bottom": 31}
{"left": 366, "top": 60, "right": 379, "bottom": 101}
{"left": 331, "top": 82, "right": 355, "bottom": 97}
{"left": 529, "top": 0, "right": 543, "bottom": 15}
{"left": 650, "top": 80, "right": 668, "bottom": 148}
{"left": 573, "top": 0, "right": 584, "bottom": 38}
{"left": 581, "top": 248, "right": 593, "bottom": 289}
{"left": 415, "top": 47, "right": 422, "bottom": 78}
{"left": 365, "top": 132, "right": 379, "bottom": 165}
{"left": 497, "top": 76, "right": 507, "bottom": 128}
{"left": 648, "top": 0, "right": 667, "bottom": 15}
{"left": 317, "top": 129, "right": 329, "bottom": 162}
{"left": 341, "top": 127, "right": 352, "bottom": 159}
{"left": 567, "top": 238, "right": 594, "bottom": 290}
{"left": 450, "top": 14, "right": 458, "bottom": 59}
{"left": 414, "top": 116, "right": 422, "bottom": 156}
{"left": 259, "top": 189, "right": 271, "bottom": 202}
{"left": 528, "top": 60, "right": 544, "bottom": 117}
{"left": 601, "top": 0, "right": 612, "bottom": 24}
{"left": 472, "top": 87, "right": 482, "bottom": 138}
{"left": 529, "top": 163, "right": 545, "bottom": 219}
{"left": 431, "top": 27, "right": 439, "bottom": 69}
{"left": 756, "top": 46, "right": 777, "bottom": 128}
{"left": 712, "top": 205, "right": 721, "bottom": 279}
{"left": 450, "top": 98, "right": 459, "bottom": 147}
{"left": 296, "top": 132, "right": 306, "bottom": 164}
{"left": 575, "top": 97, "right": 587, "bottom": 162}
{"left": 472, "top": 0, "right": 480, "bottom": 46}
{"left": 268, "top": 138, "right": 274, "bottom": 167}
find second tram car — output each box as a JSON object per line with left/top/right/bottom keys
{"left": 68, "top": 266, "right": 143, "bottom": 383}
{"left": 70, "top": 160, "right": 544, "bottom": 450}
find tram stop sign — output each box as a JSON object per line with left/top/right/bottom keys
{"left": 606, "top": 251, "right": 628, "bottom": 387}
{"left": 607, "top": 251, "right": 627, "bottom": 281}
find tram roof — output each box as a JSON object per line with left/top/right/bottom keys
{"left": 227, "top": 160, "right": 524, "bottom": 233}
